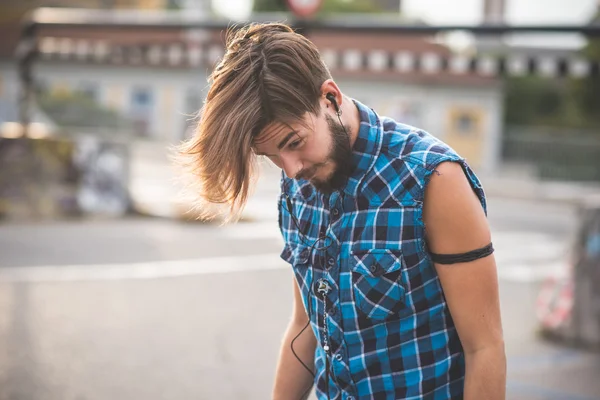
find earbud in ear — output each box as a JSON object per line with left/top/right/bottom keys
{"left": 326, "top": 93, "right": 339, "bottom": 113}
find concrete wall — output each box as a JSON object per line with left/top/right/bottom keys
{"left": 1, "top": 60, "right": 503, "bottom": 175}
{"left": 35, "top": 63, "right": 209, "bottom": 142}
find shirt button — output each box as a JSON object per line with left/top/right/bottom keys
{"left": 370, "top": 263, "right": 383, "bottom": 276}
{"left": 331, "top": 208, "right": 339, "bottom": 217}
{"left": 335, "top": 354, "right": 343, "bottom": 361}
{"left": 328, "top": 257, "right": 335, "bottom": 266}
{"left": 315, "top": 280, "right": 331, "bottom": 295}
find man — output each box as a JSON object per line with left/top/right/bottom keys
{"left": 178, "top": 22, "right": 505, "bottom": 399}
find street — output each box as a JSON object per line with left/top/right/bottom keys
{"left": 0, "top": 196, "right": 599, "bottom": 400}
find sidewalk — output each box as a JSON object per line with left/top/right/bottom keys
{"left": 129, "top": 140, "right": 281, "bottom": 221}
{"left": 130, "top": 141, "right": 600, "bottom": 221}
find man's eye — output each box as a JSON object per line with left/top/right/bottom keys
{"left": 288, "top": 139, "right": 302, "bottom": 150}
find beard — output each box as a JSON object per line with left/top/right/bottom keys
{"left": 298, "top": 114, "right": 354, "bottom": 195}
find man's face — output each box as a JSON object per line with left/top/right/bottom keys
{"left": 253, "top": 107, "right": 354, "bottom": 194}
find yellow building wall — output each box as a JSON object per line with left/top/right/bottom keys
{"left": 50, "top": 82, "right": 71, "bottom": 97}
{"left": 106, "top": 85, "right": 124, "bottom": 112}
{"left": 138, "top": 0, "right": 168, "bottom": 9}
{"left": 444, "top": 106, "right": 486, "bottom": 169}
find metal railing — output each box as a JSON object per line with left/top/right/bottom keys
{"left": 503, "top": 126, "right": 600, "bottom": 181}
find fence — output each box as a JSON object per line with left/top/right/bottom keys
{"left": 503, "top": 126, "right": 600, "bottom": 181}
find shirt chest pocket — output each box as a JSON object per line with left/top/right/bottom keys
{"left": 350, "top": 249, "right": 407, "bottom": 321}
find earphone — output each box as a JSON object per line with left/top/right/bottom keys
{"left": 326, "top": 92, "right": 340, "bottom": 113}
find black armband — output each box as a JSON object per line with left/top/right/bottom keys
{"left": 429, "top": 242, "right": 494, "bottom": 265}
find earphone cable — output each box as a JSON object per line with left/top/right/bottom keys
{"left": 282, "top": 95, "right": 348, "bottom": 399}
{"left": 283, "top": 191, "right": 333, "bottom": 400}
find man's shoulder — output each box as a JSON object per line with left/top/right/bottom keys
{"left": 368, "top": 116, "right": 486, "bottom": 210}
{"left": 379, "top": 117, "right": 462, "bottom": 170}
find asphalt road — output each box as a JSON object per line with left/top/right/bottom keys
{"left": 0, "top": 197, "right": 598, "bottom": 400}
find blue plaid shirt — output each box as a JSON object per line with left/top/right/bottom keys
{"left": 278, "top": 99, "right": 487, "bottom": 399}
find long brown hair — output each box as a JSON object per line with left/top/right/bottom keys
{"left": 176, "top": 22, "right": 331, "bottom": 222}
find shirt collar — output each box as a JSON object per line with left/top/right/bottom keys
{"left": 343, "top": 99, "right": 383, "bottom": 197}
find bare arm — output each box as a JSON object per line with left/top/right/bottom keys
{"left": 423, "top": 161, "right": 506, "bottom": 400}
{"left": 272, "top": 278, "right": 317, "bottom": 400}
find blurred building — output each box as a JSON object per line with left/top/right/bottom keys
{"left": 0, "top": 1, "right": 211, "bottom": 134}
{"left": 24, "top": 0, "right": 180, "bottom": 10}
{"left": 482, "top": 0, "right": 505, "bottom": 24}
{"left": 0, "top": 6, "right": 504, "bottom": 174}
{"left": 311, "top": 31, "right": 502, "bottom": 174}
{"left": 477, "top": 0, "right": 585, "bottom": 55}
{"left": 39, "top": 0, "right": 208, "bottom": 11}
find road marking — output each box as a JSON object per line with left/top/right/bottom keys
{"left": 0, "top": 254, "right": 567, "bottom": 283}
{"left": 507, "top": 381, "right": 599, "bottom": 400}
{"left": 0, "top": 227, "right": 569, "bottom": 283}
{"left": 0, "top": 253, "right": 287, "bottom": 283}
{"left": 218, "top": 221, "right": 282, "bottom": 240}
{"left": 218, "top": 225, "right": 570, "bottom": 283}
{"left": 497, "top": 261, "right": 567, "bottom": 282}
{"left": 508, "top": 350, "right": 588, "bottom": 373}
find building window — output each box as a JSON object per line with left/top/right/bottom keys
{"left": 131, "top": 87, "right": 152, "bottom": 108}
{"left": 448, "top": 107, "right": 483, "bottom": 138}
{"left": 130, "top": 86, "right": 154, "bottom": 137}
{"left": 456, "top": 113, "right": 475, "bottom": 135}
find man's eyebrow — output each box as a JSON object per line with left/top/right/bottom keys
{"left": 277, "top": 131, "right": 298, "bottom": 150}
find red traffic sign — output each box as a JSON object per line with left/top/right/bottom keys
{"left": 285, "top": 0, "right": 324, "bottom": 18}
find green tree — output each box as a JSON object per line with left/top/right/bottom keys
{"left": 38, "top": 91, "right": 133, "bottom": 131}
{"left": 253, "top": 0, "right": 286, "bottom": 12}
{"left": 504, "top": 77, "right": 565, "bottom": 126}
{"left": 505, "top": 6, "right": 600, "bottom": 132}
{"left": 570, "top": 9, "right": 600, "bottom": 127}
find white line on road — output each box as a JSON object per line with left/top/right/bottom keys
{"left": 497, "top": 261, "right": 567, "bottom": 282}
{"left": 0, "top": 253, "right": 287, "bottom": 283}
{"left": 218, "top": 221, "right": 282, "bottom": 240}
{"left": 0, "top": 253, "right": 568, "bottom": 284}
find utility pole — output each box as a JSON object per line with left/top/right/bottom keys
{"left": 16, "top": 18, "right": 37, "bottom": 138}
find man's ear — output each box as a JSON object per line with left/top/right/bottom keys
{"left": 320, "top": 79, "right": 342, "bottom": 109}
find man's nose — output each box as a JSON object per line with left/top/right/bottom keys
{"left": 280, "top": 154, "right": 302, "bottom": 179}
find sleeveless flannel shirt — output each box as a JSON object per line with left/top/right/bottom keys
{"left": 278, "top": 99, "right": 487, "bottom": 400}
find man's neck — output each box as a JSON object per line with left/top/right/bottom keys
{"left": 344, "top": 97, "right": 361, "bottom": 150}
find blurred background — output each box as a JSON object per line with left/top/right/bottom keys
{"left": 1, "top": 0, "right": 600, "bottom": 399}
